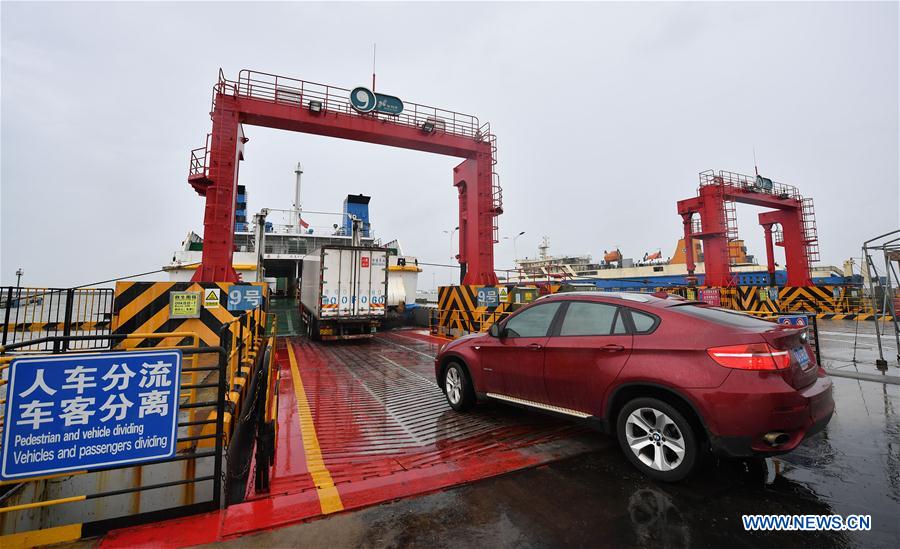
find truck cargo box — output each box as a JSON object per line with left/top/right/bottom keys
{"left": 300, "top": 246, "right": 388, "bottom": 338}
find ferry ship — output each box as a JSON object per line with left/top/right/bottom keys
{"left": 164, "top": 167, "right": 421, "bottom": 308}
{"left": 508, "top": 236, "right": 859, "bottom": 289}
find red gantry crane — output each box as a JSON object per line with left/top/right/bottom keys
{"left": 187, "top": 70, "right": 503, "bottom": 285}
{"left": 677, "top": 170, "right": 820, "bottom": 287}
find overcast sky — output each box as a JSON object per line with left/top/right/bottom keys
{"left": 2, "top": 1, "right": 898, "bottom": 289}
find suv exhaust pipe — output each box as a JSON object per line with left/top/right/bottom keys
{"left": 763, "top": 432, "right": 790, "bottom": 447}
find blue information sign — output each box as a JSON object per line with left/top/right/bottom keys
{"left": 1, "top": 350, "right": 181, "bottom": 481}
{"left": 349, "top": 86, "right": 404, "bottom": 115}
{"left": 477, "top": 287, "right": 500, "bottom": 308}
{"left": 350, "top": 87, "right": 377, "bottom": 113}
{"left": 777, "top": 314, "right": 808, "bottom": 327}
{"left": 373, "top": 93, "right": 404, "bottom": 115}
{"left": 227, "top": 285, "right": 264, "bottom": 311}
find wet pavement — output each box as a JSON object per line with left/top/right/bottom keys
{"left": 203, "top": 325, "right": 899, "bottom": 549}
{"left": 817, "top": 319, "right": 900, "bottom": 381}
{"left": 102, "top": 321, "right": 899, "bottom": 548}
{"left": 102, "top": 331, "right": 603, "bottom": 547}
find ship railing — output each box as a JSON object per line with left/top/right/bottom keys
{"left": 0, "top": 331, "right": 227, "bottom": 544}
{"left": 208, "top": 69, "right": 487, "bottom": 143}
{"left": 430, "top": 308, "right": 512, "bottom": 339}
{"left": 216, "top": 307, "right": 280, "bottom": 494}
{"left": 0, "top": 286, "right": 114, "bottom": 352}
{"left": 0, "top": 302, "right": 276, "bottom": 542}
{"left": 188, "top": 133, "right": 211, "bottom": 179}
{"left": 254, "top": 312, "right": 278, "bottom": 494}
{"left": 699, "top": 169, "right": 801, "bottom": 201}
{"left": 220, "top": 307, "right": 266, "bottom": 398}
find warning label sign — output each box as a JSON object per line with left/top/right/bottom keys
{"left": 203, "top": 288, "right": 221, "bottom": 309}
{"left": 499, "top": 287, "right": 509, "bottom": 303}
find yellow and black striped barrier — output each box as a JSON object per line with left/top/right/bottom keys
{"left": 433, "top": 282, "right": 888, "bottom": 339}
{"left": 111, "top": 281, "right": 268, "bottom": 348}
{"left": 434, "top": 285, "right": 529, "bottom": 338}
{"left": 599, "top": 284, "right": 880, "bottom": 319}
{"left": 714, "top": 285, "right": 883, "bottom": 318}
{"left": 779, "top": 285, "right": 842, "bottom": 313}
{"left": 815, "top": 312, "right": 892, "bottom": 321}
{"left": 0, "top": 321, "right": 110, "bottom": 333}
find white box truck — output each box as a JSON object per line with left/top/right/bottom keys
{"left": 300, "top": 246, "right": 389, "bottom": 340}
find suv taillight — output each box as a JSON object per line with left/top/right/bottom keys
{"left": 707, "top": 343, "right": 791, "bottom": 370}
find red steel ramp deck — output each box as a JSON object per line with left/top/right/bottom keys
{"left": 101, "top": 330, "right": 602, "bottom": 547}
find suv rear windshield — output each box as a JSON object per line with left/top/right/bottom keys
{"left": 671, "top": 304, "right": 775, "bottom": 328}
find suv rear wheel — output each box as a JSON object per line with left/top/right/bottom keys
{"left": 443, "top": 362, "right": 475, "bottom": 412}
{"left": 616, "top": 397, "right": 698, "bottom": 481}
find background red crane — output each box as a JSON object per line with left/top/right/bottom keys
{"left": 677, "top": 170, "right": 819, "bottom": 287}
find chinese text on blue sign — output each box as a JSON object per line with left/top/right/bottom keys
{"left": 1, "top": 350, "right": 182, "bottom": 481}
{"left": 227, "top": 285, "right": 263, "bottom": 312}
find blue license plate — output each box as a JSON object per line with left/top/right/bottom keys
{"left": 792, "top": 347, "right": 810, "bottom": 366}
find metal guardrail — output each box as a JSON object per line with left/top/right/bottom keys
{"left": 1, "top": 287, "right": 114, "bottom": 351}
{"left": 0, "top": 298, "right": 274, "bottom": 541}
{"left": 220, "top": 307, "right": 266, "bottom": 388}
{"left": 202, "top": 69, "right": 493, "bottom": 146}
{"left": 0, "top": 331, "right": 227, "bottom": 539}
{"left": 215, "top": 308, "right": 272, "bottom": 504}
{"left": 253, "top": 314, "right": 278, "bottom": 494}
{"left": 225, "top": 69, "right": 487, "bottom": 141}
{"left": 430, "top": 308, "right": 513, "bottom": 338}
{"left": 700, "top": 169, "right": 801, "bottom": 201}
{"left": 189, "top": 133, "right": 211, "bottom": 179}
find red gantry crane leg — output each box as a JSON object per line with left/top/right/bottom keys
{"left": 454, "top": 149, "right": 502, "bottom": 285}
{"left": 187, "top": 69, "right": 501, "bottom": 285}
{"left": 190, "top": 95, "right": 243, "bottom": 282}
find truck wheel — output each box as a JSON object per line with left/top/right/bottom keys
{"left": 616, "top": 397, "right": 698, "bottom": 482}
{"left": 443, "top": 362, "right": 475, "bottom": 412}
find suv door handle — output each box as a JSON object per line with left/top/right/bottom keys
{"left": 600, "top": 344, "right": 625, "bottom": 352}
{"left": 527, "top": 343, "right": 543, "bottom": 351}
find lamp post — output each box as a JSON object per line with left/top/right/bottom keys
{"left": 503, "top": 231, "right": 525, "bottom": 283}
{"left": 512, "top": 231, "right": 525, "bottom": 262}
{"left": 15, "top": 268, "right": 23, "bottom": 289}
{"left": 443, "top": 226, "right": 459, "bottom": 262}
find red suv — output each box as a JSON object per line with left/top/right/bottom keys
{"left": 435, "top": 292, "right": 834, "bottom": 481}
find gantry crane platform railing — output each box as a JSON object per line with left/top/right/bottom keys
{"left": 679, "top": 170, "right": 819, "bottom": 287}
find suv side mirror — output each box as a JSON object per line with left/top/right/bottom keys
{"left": 488, "top": 323, "right": 504, "bottom": 338}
